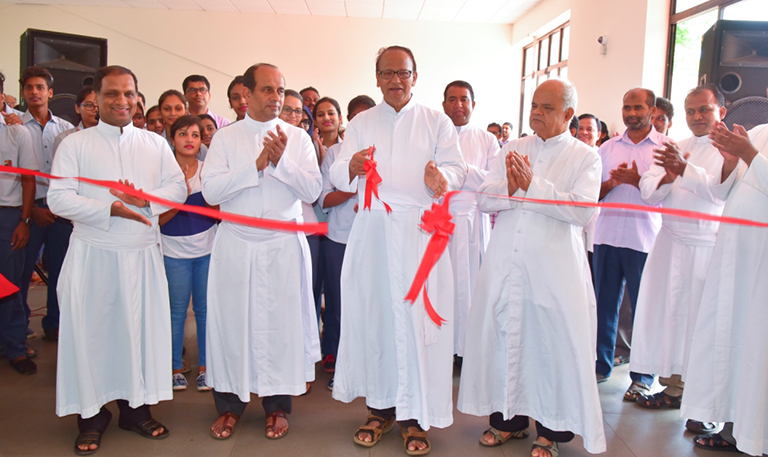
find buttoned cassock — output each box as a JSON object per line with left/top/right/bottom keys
{"left": 329, "top": 97, "right": 466, "bottom": 429}
{"left": 201, "top": 115, "right": 322, "bottom": 401}
{"left": 681, "top": 124, "right": 768, "bottom": 456}
{"left": 448, "top": 125, "right": 499, "bottom": 356}
{"left": 457, "top": 131, "right": 607, "bottom": 454}
{"left": 630, "top": 135, "right": 731, "bottom": 379}
{"left": 48, "top": 121, "right": 187, "bottom": 418}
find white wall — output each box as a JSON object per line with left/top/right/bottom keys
{"left": 508, "top": 0, "right": 671, "bottom": 136}
{"left": 0, "top": 3, "right": 515, "bottom": 128}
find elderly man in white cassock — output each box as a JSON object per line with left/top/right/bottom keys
{"left": 457, "top": 79, "right": 606, "bottom": 457}
{"left": 630, "top": 85, "right": 733, "bottom": 429}
{"left": 680, "top": 112, "right": 768, "bottom": 456}
{"left": 201, "top": 63, "right": 322, "bottom": 442}
{"left": 441, "top": 80, "right": 499, "bottom": 362}
{"left": 329, "top": 45, "right": 466, "bottom": 455}
{"left": 48, "top": 65, "right": 187, "bottom": 455}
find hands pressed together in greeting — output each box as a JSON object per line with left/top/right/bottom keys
{"left": 256, "top": 125, "right": 288, "bottom": 171}
{"left": 505, "top": 150, "right": 532, "bottom": 196}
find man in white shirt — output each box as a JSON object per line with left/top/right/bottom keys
{"left": 16, "top": 66, "right": 74, "bottom": 343}
{"left": 441, "top": 80, "right": 499, "bottom": 361}
{"left": 501, "top": 121, "right": 512, "bottom": 145}
{"left": 0, "top": 71, "right": 37, "bottom": 375}
{"left": 182, "top": 75, "right": 230, "bottom": 129}
{"left": 329, "top": 45, "right": 466, "bottom": 455}
{"left": 458, "top": 79, "right": 606, "bottom": 457}
{"left": 680, "top": 115, "right": 768, "bottom": 456}
{"left": 48, "top": 65, "right": 187, "bottom": 454}
{"left": 593, "top": 88, "right": 668, "bottom": 400}
{"left": 631, "top": 85, "right": 731, "bottom": 416}
{"left": 202, "top": 63, "right": 322, "bottom": 441}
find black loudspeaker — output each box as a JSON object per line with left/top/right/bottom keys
{"left": 19, "top": 29, "right": 107, "bottom": 122}
{"left": 699, "top": 20, "right": 768, "bottom": 105}
{"left": 722, "top": 96, "right": 768, "bottom": 131}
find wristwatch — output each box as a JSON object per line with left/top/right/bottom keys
{"left": 22, "top": 217, "right": 32, "bottom": 226}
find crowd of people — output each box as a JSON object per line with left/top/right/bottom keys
{"left": 0, "top": 43, "right": 767, "bottom": 457}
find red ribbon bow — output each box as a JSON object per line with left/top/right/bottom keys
{"left": 404, "top": 191, "right": 458, "bottom": 327}
{"left": 0, "top": 273, "right": 20, "bottom": 299}
{"left": 363, "top": 146, "right": 392, "bottom": 213}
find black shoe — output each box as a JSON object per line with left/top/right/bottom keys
{"left": 454, "top": 355, "right": 463, "bottom": 367}
{"left": 10, "top": 357, "right": 37, "bottom": 375}
{"left": 43, "top": 328, "right": 59, "bottom": 341}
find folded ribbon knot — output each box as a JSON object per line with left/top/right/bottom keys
{"left": 362, "top": 146, "right": 392, "bottom": 213}
{"left": 404, "top": 191, "right": 458, "bottom": 327}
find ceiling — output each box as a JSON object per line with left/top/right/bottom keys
{"left": 2, "top": 0, "right": 542, "bottom": 23}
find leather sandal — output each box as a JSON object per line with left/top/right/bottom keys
{"left": 623, "top": 381, "right": 651, "bottom": 402}
{"left": 636, "top": 391, "right": 681, "bottom": 409}
{"left": 480, "top": 427, "right": 529, "bottom": 447}
{"left": 265, "top": 411, "right": 289, "bottom": 439}
{"left": 531, "top": 439, "right": 559, "bottom": 457}
{"left": 353, "top": 413, "right": 396, "bottom": 447}
{"left": 118, "top": 418, "right": 169, "bottom": 439}
{"left": 694, "top": 433, "right": 739, "bottom": 452}
{"left": 210, "top": 411, "right": 240, "bottom": 440}
{"left": 400, "top": 425, "right": 431, "bottom": 456}
{"left": 74, "top": 430, "right": 104, "bottom": 455}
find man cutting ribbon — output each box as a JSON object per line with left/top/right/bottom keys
{"left": 329, "top": 45, "right": 466, "bottom": 456}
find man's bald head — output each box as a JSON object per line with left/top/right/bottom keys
{"left": 529, "top": 79, "right": 577, "bottom": 140}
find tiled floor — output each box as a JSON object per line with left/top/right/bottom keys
{"left": 1, "top": 285, "right": 728, "bottom": 456}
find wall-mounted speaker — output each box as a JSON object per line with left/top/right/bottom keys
{"left": 19, "top": 29, "right": 107, "bottom": 122}
{"left": 699, "top": 20, "right": 768, "bottom": 105}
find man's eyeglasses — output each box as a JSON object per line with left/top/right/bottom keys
{"left": 282, "top": 106, "right": 303, "bottom": 116}
{"left": 185, "top": 87, "right": 209, "bottom": 95}
{"left": 377, "top": 70, "right": 413, "bottom": 80}
{"left": 80, "top": 102, "right": 98, "bottom": 111}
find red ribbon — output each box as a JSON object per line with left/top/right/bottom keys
{"left": 0, "top": 165, "right": 327, "bottom": 234}
{"left": 0, "top": 273, "right": 20, "bottom": 299}
{"left": 362, "top": 146, "right": 392, "bottom": 213}
{"left": 404, "top": 191, "right": 457, "bottom": 327}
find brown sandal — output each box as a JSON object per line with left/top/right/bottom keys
{"left": 353, "top": 413, "right": 396, "bottom": 447}
{"left": 265, "top": 411, "right": 289, "bottom": 439}
{"left": 210, "top": 411, "right": 240, "bottom": 440}
{"left": 400, "top": 425, "right": 431, "bottom": 456}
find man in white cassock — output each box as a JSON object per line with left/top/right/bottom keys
{"left": 441, "top": 80, "right": 499, "bottom": 361}
{"left": 202, "top": 63, "right": 321, "bottom": 441}
{"left": 329, "top": 46, "right": 466, "bottom": 455}
{"left": 631, "top": 85, "right": 732, "bottom": 422}
{"left": 457, "top": 79, "right": 606, "bottom": 457}
{"left": 48, "top": 65, "right": 187, "bottom": 455}
{"left": 680, "top": 112, "right": 768, "bottom": 456}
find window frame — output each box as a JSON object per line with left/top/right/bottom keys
{"left": 519, "top": 21, "right": 570, "bottom": 137}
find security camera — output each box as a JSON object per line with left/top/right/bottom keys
{"left": 597, "top": 36, "right": 606, "bottom": 44}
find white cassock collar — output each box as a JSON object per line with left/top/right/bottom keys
{"left": 96, "top": 120, "right": 135, "bottom": 136}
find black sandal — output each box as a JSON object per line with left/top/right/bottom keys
{"left": 118, "top": 418, "right": 169, "bottom": 440}
{"left": 694, "top": 433, "right": 739, "bottom": 452}
{"left": 74, "top": 430, "right": 104, "bottom": 455}
{"left": 636, "top": 391, "right": 682, "bottom": 409}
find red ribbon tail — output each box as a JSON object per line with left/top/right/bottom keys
{"left": 0, "top": 273, "right": 20, "bottom": 299}
{"left": 422, "top": 286, "right": 445, "bottom": 327}
{"left": 364, "top": 182, "right": 373, "bottom": 211}
{"left": 383, "top": 201, "right": 392, "bottom": 214}
{"left": 404, "top": 235, "right": 449, "bottom": 303}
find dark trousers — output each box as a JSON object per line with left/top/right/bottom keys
{"left": 212, "top": 390, "right": 292, "bottom": 417}
{"left": 307, "top": 235, "right": 324, "bottom": 325}
{"left": 321, "top": 238, "right": 345, "bottom": 357}
{"left": 0, "top": 208, "right": 29, "bottom": 360}
{"left": 370, "top": 407, "right": 419, "bottom": 429}
{"left": 490, "top": 413, "right": 575, "bottom": 443}
{"left": 77, "top": 401, "right": 152, "bottom": 433}
{"left": 593, "top": 244, "right": 653, "bottom": 385}
{"left": 20, "top": 201, "right": 71, "bottom": 331}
